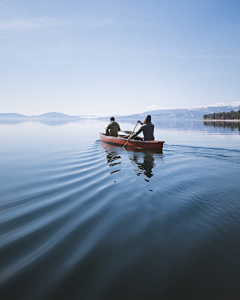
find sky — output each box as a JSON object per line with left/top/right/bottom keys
{"left": 1, "top": 0, "right": 240, "bottom": 117}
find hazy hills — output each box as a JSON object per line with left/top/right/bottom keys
{"left": 0, "top": 112, "right": 78, "bottom": 125}
{"left": 0, "top": 112, "right": 76, "bottom": 119}
{"left": 115, "top": 105, "right": 240, "bottom": 121}
{"left": 1, "top": 105, "right": 240, "bottom": 122}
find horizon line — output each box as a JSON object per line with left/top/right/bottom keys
{"left": 1, "top": 102, "right": 240, "bottom": 118}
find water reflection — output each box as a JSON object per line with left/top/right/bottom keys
{"left": 106, "top": 152, "right": 122, "bottom": 174}
{"left": 203, "top": 121, "right": 240, "bottom": 131}
{"left": 0, "top": 119, "right": 77, "bottom": 126}
{"left": 106, "top": 152, "right": 121, "bottom": 166}
{"left": 100, "top": 141, "right": 160, "bottom": 180}
{"left": 129, "top": 153, "right": 155, "bottom": 180}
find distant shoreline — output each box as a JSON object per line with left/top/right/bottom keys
{"left": 202, "top": 119, "right": 240, "bottom": 122}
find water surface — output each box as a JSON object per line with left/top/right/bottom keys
{"left": 1, "top": 119, "right": 240, "bottom": 299}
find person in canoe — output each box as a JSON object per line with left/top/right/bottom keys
{"left": 130, "top": 115, "right": 154, "bottom": 141}
{"left": 106, "top": 116, "right": 121, "bottom": 137}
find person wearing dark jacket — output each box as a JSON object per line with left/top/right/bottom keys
{"left": 130, "top": 115, "right": 154, "bottom": 141}
{"left": 106, "top": 116, "right": 121, "bottom": 137}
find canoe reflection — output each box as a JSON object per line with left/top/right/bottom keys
{"left": 129, "top": 153, "right": 155, "bottom": 179}
{"left": 106, "top": 152, "right": 121, "bottom": 166}
{"left": 100, "top": 141, "right": 157, "bottom": 180}
{"left": 106, "top": 152, "right": 122, "bottom": 175}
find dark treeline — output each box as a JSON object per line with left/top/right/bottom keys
{"left": 203, "top": 121, "right": 240, "bottom": 131}
{"left": 203, "top": 110, "right": 240, "bottom": 120}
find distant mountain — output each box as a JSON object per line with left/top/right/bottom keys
{"left": 0, "top": 113, "right": 27, "bottom": 118}
{"left": 0, "top": 112, "right": 78, "bottom": 119}
{"left": 112, "top": 105, "right": 240, "bottom": 121}
{"left": 1, "top": 105, "right": 240, "bottom": 121}
{"left": 35, "top": 112, "right": 76, "bottom": 119}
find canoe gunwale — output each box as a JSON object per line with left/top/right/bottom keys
{"left": 99, "top": 133, "right": 165, "bottom": 150}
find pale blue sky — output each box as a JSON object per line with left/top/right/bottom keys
{"left": 1, "top": 0, "right": 240, "bottom": 116}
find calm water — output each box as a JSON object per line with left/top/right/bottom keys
{"left": 1, "top": 119, "right": 240, "bottom": 299}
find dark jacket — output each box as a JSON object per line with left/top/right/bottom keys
{"left": 106, "top": 121, "right": 121, "bottom": 137}
{"left": 131, "top": 122, "right": 154, "bottom": 141}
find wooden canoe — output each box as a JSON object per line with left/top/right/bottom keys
{"left": 100, "top": 133, "right": 165, "bottom": 151}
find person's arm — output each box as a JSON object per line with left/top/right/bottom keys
{"left": 130, "top": 126, "right": 143, "bottom": 139}
{"left": 105, "top": 123, "right": 111, "bottom": 135}
{"left": 105, "top": 123, "right": 111, "bottom": 131}
{"left": 118, "top": 124, "right": 121, "bottom": 132}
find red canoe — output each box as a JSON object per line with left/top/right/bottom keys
{"left": 100, "top": 133, "right": 165, "bottom": 151}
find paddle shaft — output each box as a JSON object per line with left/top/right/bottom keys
{"left": 123, "top": 122, "right": 138, "bottom": 149}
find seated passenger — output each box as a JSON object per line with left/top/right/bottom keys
{"left": 130, "top": 115, "right": 154, "bottom": 141}
{"left": 106, "top": 116, "right": 121, "bottom": 137}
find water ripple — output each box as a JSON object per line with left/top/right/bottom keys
{"left": 1, "top": 138, "right": 240, "bottom": 299}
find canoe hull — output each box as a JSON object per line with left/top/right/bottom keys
{"left": 100, "top": 133, "right": 165, "bottom": 151}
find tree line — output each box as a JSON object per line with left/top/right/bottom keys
{"left": 203, "top": 110, "right": 240, "bottom": 120}
{"left": 203, "top": 121, "right": 240, "bottom": 131}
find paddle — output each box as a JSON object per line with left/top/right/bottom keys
{"left": 123, "top": 122, "right": 139, "bottom": 149}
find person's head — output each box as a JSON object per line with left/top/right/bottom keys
{"left": 110, "top": 116, "right": 115, "bottom": 122}
{"left": 145, "top": 115, "right": 151, "bottom": 123}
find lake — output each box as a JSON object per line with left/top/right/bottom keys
{"left": 1, "top": 119, "right": 240, "bottom": 299}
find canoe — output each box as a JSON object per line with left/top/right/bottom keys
{"left": 100, "top": 133, "right": 165, "bottom": 151}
